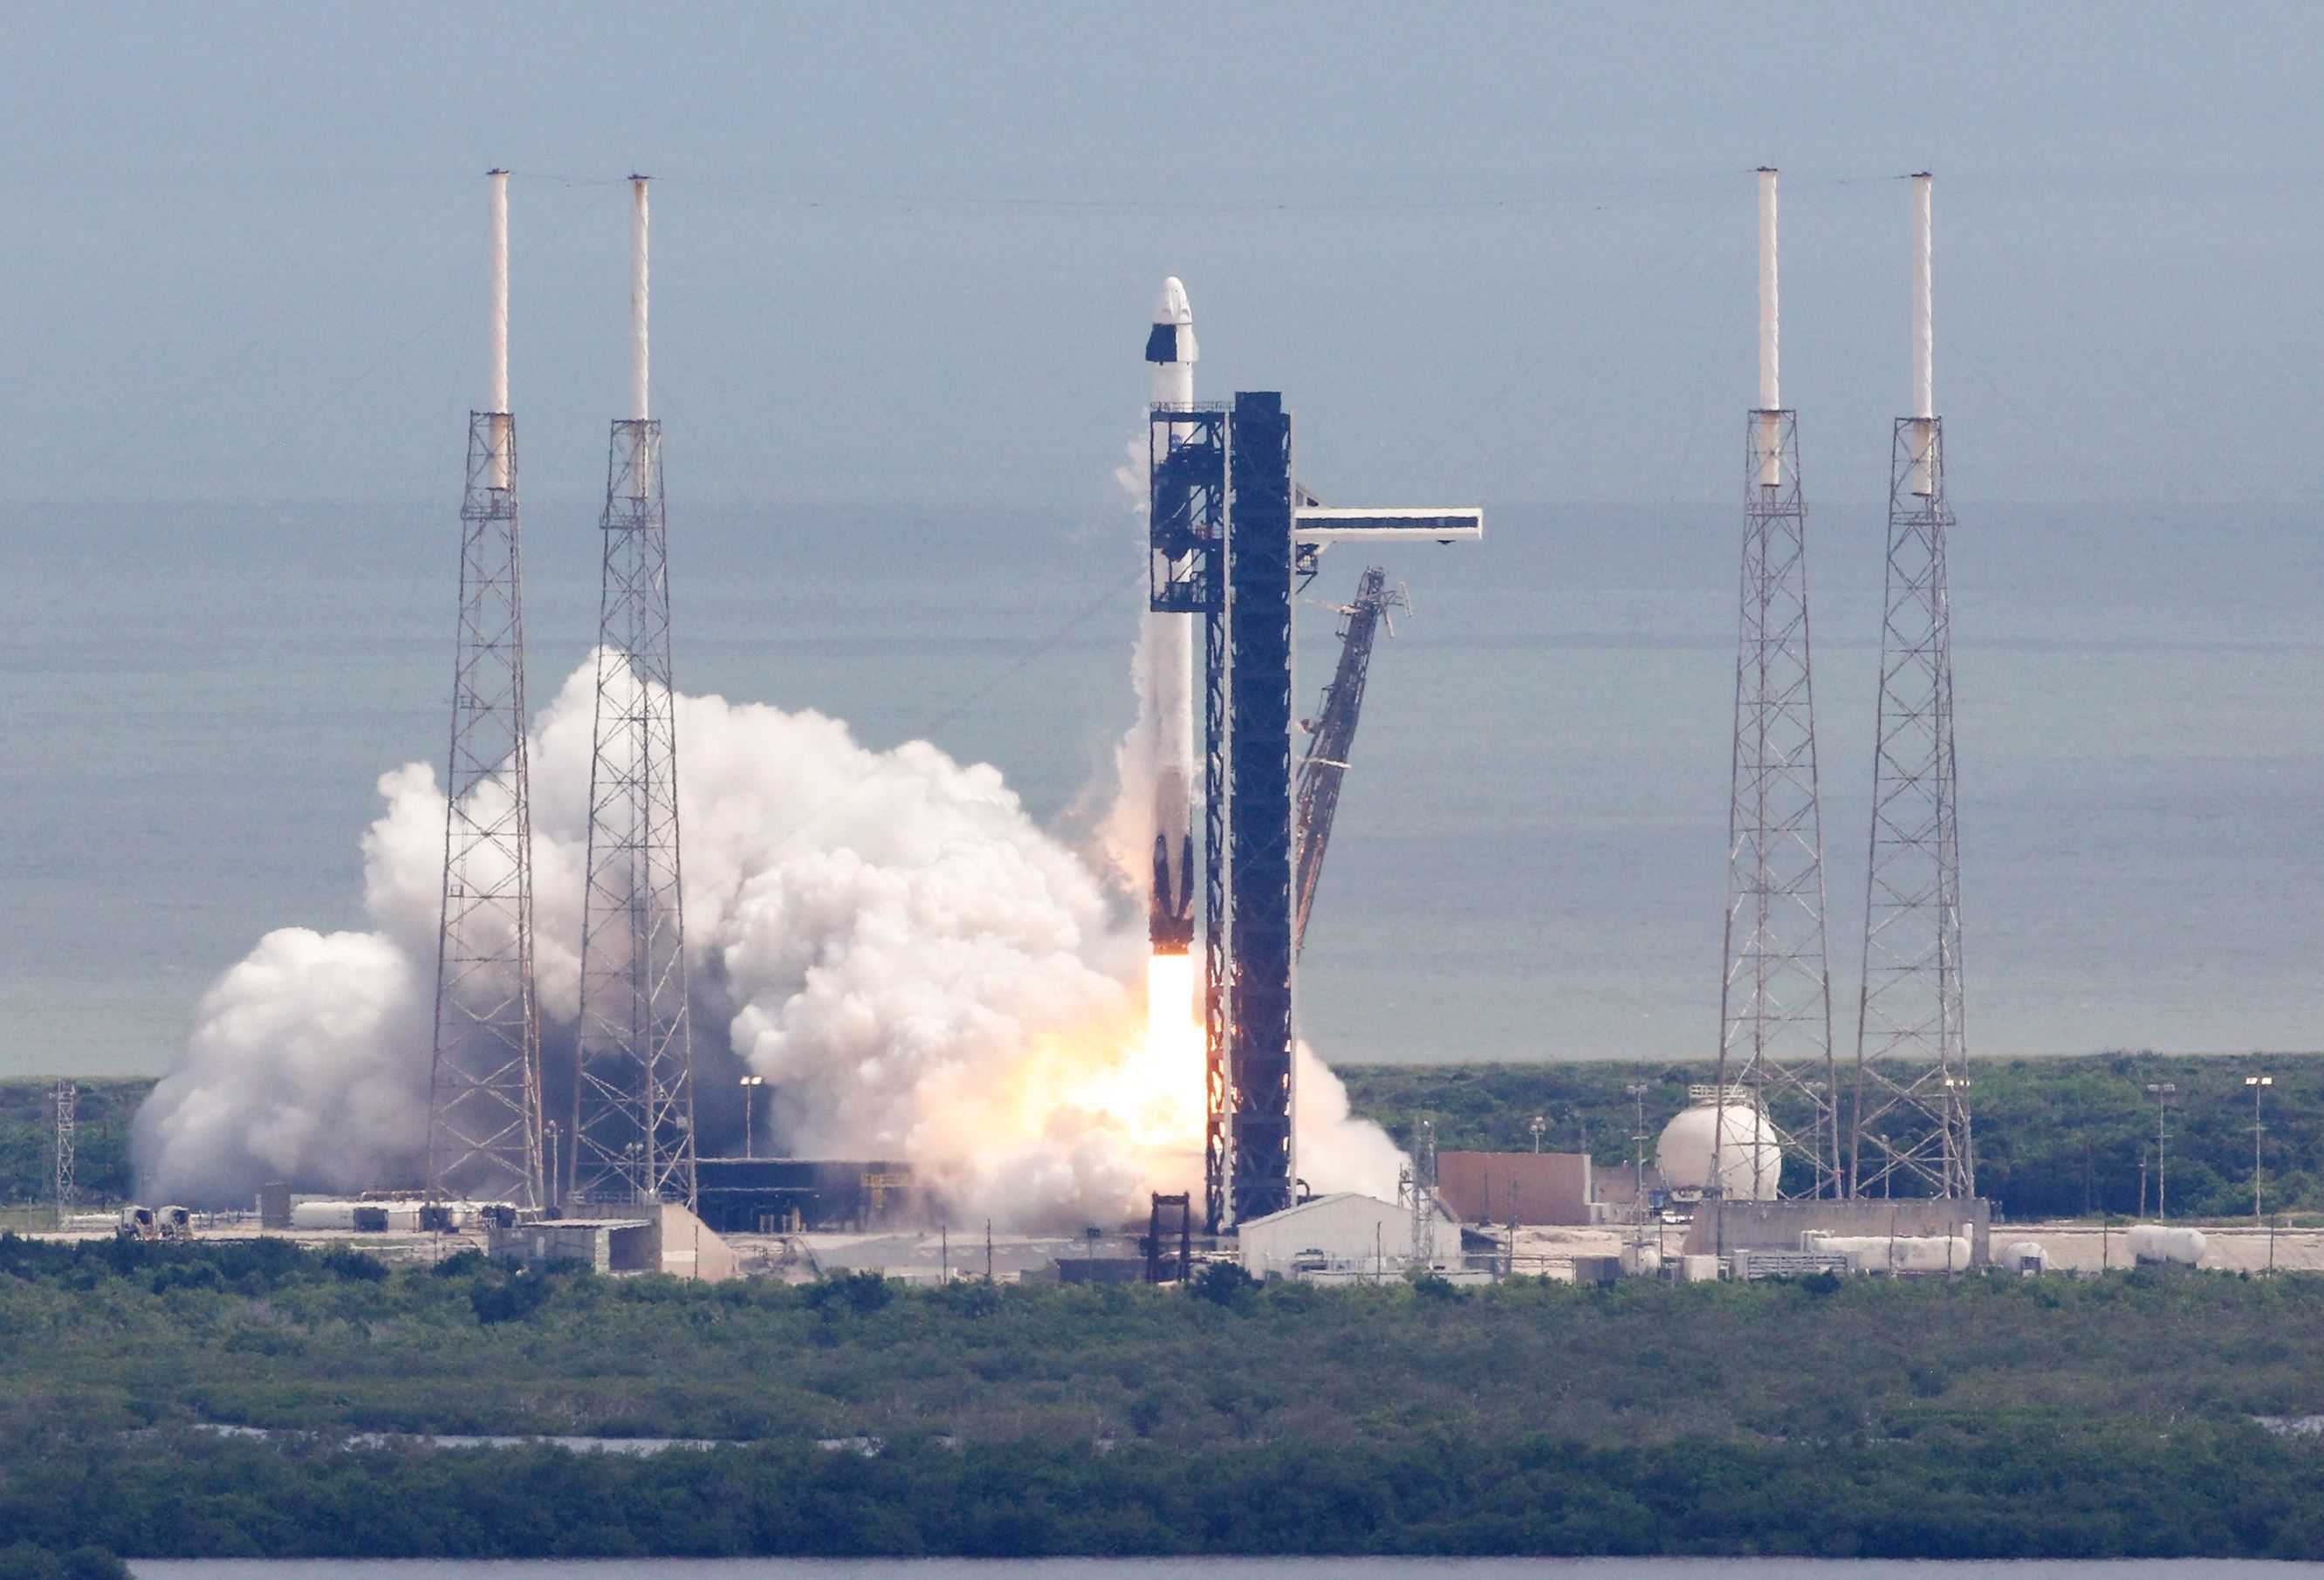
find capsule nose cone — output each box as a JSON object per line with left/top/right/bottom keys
{"left": 1155, "top": 276, "right": 1194, "bottom": 327}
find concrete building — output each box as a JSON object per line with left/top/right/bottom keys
{"left": 1433, "top": 1151, "right": 1594, "bottom": 1226}
{"left": 489, "top": 1202, "right": 739, "bottom": 1282}
{"left": 1237, "top": 1192, "right": 1462, "bottom": 1279}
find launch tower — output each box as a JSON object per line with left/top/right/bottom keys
{"left": 426, "top": 169, "right": 545, "bottom": 1208}
{"left": 1851, "top": 173, "right": 1972, "bottom": 1198}
{"left": 571, "top": 176, "right": 699, "bottom": 1208}
{"left": 1712, "top": 167, "right": 1842, "bottom": 1200}
{"left": 1150, "top": 388, "right": 1480, "bottom": 1233}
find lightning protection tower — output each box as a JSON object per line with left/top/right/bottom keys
{"left": 1852, "top": 173, "right": 1972, "bottom": 1199}
{"left": 426, "top": 169, "right": 545, "bottom": 1208}
{"left": 1713, "top": 168, "right": 1841, "bottom": 1201}
{"left": 52, "top": 1079, "right": 76, "bottom": 1226}
{"left": 572, "top": 175, "right": 698, "bottom": 1209}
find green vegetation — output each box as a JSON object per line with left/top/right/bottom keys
{"left": 3, "top": 1234, "right": 2324, "bottom": 1556}
{"left": 12, "top": 1057, "right": 2320, "bottom": 1221}
{"left": 1339, "top": 1051, "right": 2324, "bottom": 1220}
{"left": 0, "top": 1078, "right": 147, "bottom": 1209}
{"left": 0, "top": 1546, "right": 130, "bottom": 1580}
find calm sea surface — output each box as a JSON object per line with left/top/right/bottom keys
{"left": 6, "top": 496, "right": 2318, "bottom": 1079}
{"left": 127, "top": 1560, "right": 2324, "bottom": 1577}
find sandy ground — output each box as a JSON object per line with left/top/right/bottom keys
{"left": 1996, "top": 1221, "right": 2324, "bottom": 1274}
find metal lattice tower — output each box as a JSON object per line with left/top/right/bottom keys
{"left": 1851, "top": 173, "right": 1971, "bottom": 1200}
{"left": 571, "top": 179, "right": 695, "bottom": 1207}
{"left": 1713, "top": 169, "right": 1841, "bottom": 1200}
{"left": 571, "top": 417, "right": 696, "bottom": 1208}
{"left": 1225, "top": 392, "right": 1300, "bottom": 1226}
{"left": 426, "top": 170, "right": 544, "bottom": 1208}
{"left": 52, "top": 1079, "right": 76, "bottom": 1225}
{"left": 1147, "top": 400, "right": 1232, "bottom": 1232}
{"left": 1399, "top": 1117, "right": 1438, "bottom": 1269}
{"left": 1150, "top": 389, "right": 1481, "bottom": 1233}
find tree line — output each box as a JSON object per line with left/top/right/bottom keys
{"left": 1338, "top": 1050, "right": 2324, "bottom": 1220}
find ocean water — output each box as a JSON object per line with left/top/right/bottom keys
{"left": 124, "top": 1558, "right": 2324, "bottom": 1577}
{"left": 4, "top": 493, "right": 2317, "bottom": 1080}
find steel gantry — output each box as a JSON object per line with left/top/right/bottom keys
{"left": 1149, "top": 391, "right": 1481, "bottom": 1234}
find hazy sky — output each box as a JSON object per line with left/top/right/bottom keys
{"left": 7, "top": 3, "right": 2322, "bottom": 513}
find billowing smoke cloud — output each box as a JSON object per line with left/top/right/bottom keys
{"left": 139, "top": 928, "right": 432, "bottom": 1200}
{"left": 135, "top": 658, "right": 1405, "bottom": 1227}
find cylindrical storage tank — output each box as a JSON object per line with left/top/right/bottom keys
{"left": 2125, "top": 1224, "right": 2206, "bottom": 1267}
{"left": 290, "top": 1200, "right": 360, "bottom": 1230}
{"left": 1804, "top": 1233, "right": 1971, "bottom": 1274}
{"left": 1656, "top": 1101, "right": 1781, "bottom": 1201}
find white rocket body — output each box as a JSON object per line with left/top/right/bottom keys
{"left": 1144, "top": 277, "right": 1198, "bottom": 956}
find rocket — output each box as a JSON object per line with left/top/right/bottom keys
{"left": 1145, "top": 277, "right": 1198, "bottom": 955}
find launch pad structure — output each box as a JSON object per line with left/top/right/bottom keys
{"left": 1149, "top": 393, "right": 1481, "bottom": 1234}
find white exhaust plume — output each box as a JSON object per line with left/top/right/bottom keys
{"left": 135, "top": 660, "right": 1405, "bottom": 1225}
{"left": 1909, "top": 170, "right": 1936, "bottom": 496}
{"left": 1755, "top": 166, "right": 1782, "bottom": 486}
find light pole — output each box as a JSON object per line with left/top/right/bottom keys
{"left": 1941, "top": 1075, "right": 1972, "bottom": 1196}
{"left": 2144, "top": 1082, "right": 2177, "bottom": 1221}
{"left": 738, "top": 1075, "right": 765, "bottom": 1160}
{"left": 1529, "top": 1114, "right": 1546, "bottom": 1154}
{"left": 1800, "top": 1079, "right": 1827, "bottom": 1200}
{"left": 2245, "top": 1075, "right": 2272, "bottom": 1228}
{"left": 1624, "top": 1083, "right": 1649, "bottom": 1253}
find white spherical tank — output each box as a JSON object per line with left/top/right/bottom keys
{"left": 1656, "top": 1102, "right": 1781, "bottom": 1201}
